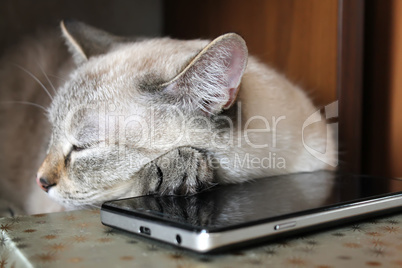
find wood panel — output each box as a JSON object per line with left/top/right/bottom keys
{"left": 362, "top": 0, "right": 393, "bottom": 177}
{"left": 362, "top": 0, "right": 402, "bottom": 190}
{"left": 389, "top": 0, "right": 402, "bottom": 179}
{"left": 164, "top": 0, "right": 338, "bottom": 107}
{"left": 337, "top": 0, "right": 365, "bottom": 174}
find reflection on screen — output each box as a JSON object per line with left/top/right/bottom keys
{"left": 106, "top": 171, "right": 402, "bottom": 231}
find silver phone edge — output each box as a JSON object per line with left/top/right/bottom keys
{"left": 100, "top": 195, "right": 402, "bottom": 252}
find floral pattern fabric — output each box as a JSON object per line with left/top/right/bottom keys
{"left": 1, "top": 210, "right": 402, "bottom": 268}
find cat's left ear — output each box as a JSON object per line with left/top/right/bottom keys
{"left": 161, "top": 33, "right": 248, "bottom": 114}
{"left": 61, "top": 19, "right": 121, "bottom": 65}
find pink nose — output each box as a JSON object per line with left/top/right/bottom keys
{"left": 36, "top": 175, "right": 54, "bottom": 192}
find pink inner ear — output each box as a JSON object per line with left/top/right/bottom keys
{"left": 223, "top": 86, "right": 240, "bottom": 109}
{"left": 226, "top": 45, "right": 247, "bottom": 88}
{"left": 160, "top": 34, "right": 247, "bottom": 114}
{"left": 222, "top": 42, "right": 247, "bottom": 109}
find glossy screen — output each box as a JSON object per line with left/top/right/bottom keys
{"left": 103, "top": 171, "right": 402, "bottom": 231}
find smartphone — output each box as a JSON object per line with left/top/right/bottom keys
{"left": 101, "top": 171, "right": 402, "bottom": 253}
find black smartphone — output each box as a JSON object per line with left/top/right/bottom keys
{"left": 101, "top": 171, "right": 402, "bottom": 253}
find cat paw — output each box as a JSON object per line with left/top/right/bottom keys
{"left": 0, "top": 200, "right": 22, "bottom": 217}
{"left": 139, "top": 147, "right": 216, "bottom": 195}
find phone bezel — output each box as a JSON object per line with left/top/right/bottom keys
{"left": 102, "top": 191, "right": 402, "bottom": 233}
{"left": 101, "top": 193, "right": 402, "bottom": 252}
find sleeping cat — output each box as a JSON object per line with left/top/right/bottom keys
{"left": 0, "top": 20, "right": 336, "bottom": 215}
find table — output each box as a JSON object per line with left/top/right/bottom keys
{"left": 1, "top": 210, "right": 402, "bottom": 267}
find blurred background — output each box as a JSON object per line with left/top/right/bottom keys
{"left": 0, "top": 0, "right": 401, "bottom": 182}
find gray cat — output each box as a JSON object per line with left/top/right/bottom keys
{"left": 0, "top": 20, "right": 336, "bottom": 215}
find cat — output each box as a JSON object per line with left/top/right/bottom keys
{"left": 0, "top": 20, "right": 336, "bottom": 216}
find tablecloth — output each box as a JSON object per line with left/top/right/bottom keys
{"left": 1, "top": 210, "right": 402, "bottom": 267}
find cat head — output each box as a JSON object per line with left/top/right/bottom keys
{"left": 36, "top": 20, "right": 248, "bottom": 209}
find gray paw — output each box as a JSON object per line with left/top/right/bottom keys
{"left": 0, "top": 200, "right": 22, "bottom": 217}
{"left": 139, "top": 147, "right": 215, "bottom": 195}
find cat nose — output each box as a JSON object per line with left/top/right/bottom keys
{"left": 36, "top": 176, "right": 56, "bottom": 192}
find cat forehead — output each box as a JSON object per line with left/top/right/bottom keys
{"left": 62, "top": 38, "right": 209, "bottom": 101}
{"left": 81, "top": 38, "right": 209, "bottom": 78}
{"left": 50, "top": 38, "right": 209, "bottom": 118}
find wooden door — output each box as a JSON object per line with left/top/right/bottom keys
{"left": 164, "top": 0, "right": 364, "bottom": 174}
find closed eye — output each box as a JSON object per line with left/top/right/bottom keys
{"left": 65, "top": 145, "right": 86, "bottom": 167}
{"left": 72, "top": 140, "right": 102, "bottom": 152}
{"left": 72, "top": 145, "right": 85, "bottom": 152}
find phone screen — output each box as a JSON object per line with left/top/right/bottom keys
{"left": 103, "top": 171, "right": 402, "bottom": 232}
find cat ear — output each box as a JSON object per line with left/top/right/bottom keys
{"left": 161, "top": 33, "right": 248, "bottom": 114}
{"left": 60, "top": 19, "right": 120, "bottom": 65}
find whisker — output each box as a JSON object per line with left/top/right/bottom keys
{"left": 1, "top": 101, "right": 48, "bottom": 112}
{"left": 48, "top": 73, "right": 67, "bottom": 82}
{"left": 13, "top": 64, "right": 54, "bottom": 101}
{"left": 37, "top": 63, "right": 57, "bottom": 95}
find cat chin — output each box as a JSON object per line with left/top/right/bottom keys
{"left": 47, "top": 187, "right": 118, "bottom": 211}
{"left": 46, "top": 188, "right": 83, "bottom": 210}
{"left": 49, "top": 196, "right": 102, "bottom": 211}
{"left": 64, "top": 203, "right": 101, "bottom": 211}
